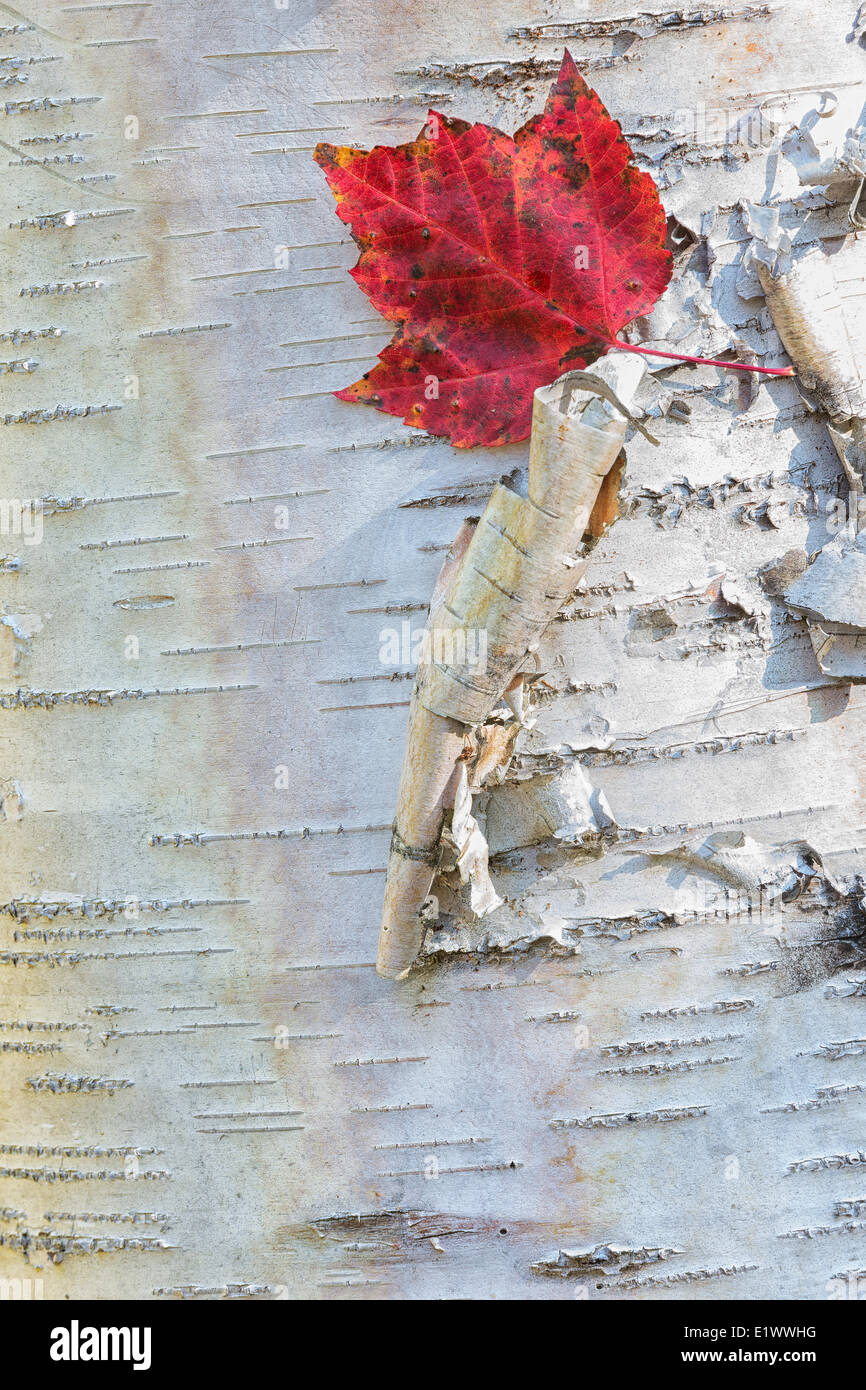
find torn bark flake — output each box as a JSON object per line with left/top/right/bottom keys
{"left": 532, "top": 1242, "right": 683, "bottom": 1279}
{"left": 511, "top": 6, "right": 776, "bottom": 41}
{"left": 783, "top": 531, "right": 866, "bottom": 628}
{"left": 444, "top": 764, "right": 502, "bottom": 917}
{"left": 398, "top": 54, "right": 633, "bottom": 86}
{"left": 4, "top": 0, "right": 866, "bottom": 1308}
{"left": 781, "top": 112, "right": 866, "bottom": 226}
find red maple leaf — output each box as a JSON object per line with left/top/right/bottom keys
{"left": 314, "top": 52, "right": 673, "bottom": 448}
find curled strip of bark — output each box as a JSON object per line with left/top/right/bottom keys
{"left": 376, "top": 703, "right": 467, "bottom": 979}
{"left": 744, "top": 202, "right": 866, "bottom": 487}
{"left": 755, "top": 249, "right": 866, "bottom": 424}
{"left": 743, "top": 202, "right": 866, "bottom": 436}
{"left": 376, "top": 520, "right": 477, "bottom": 980}
{"left": 376, "top": 354, "right": 643, "bottom": 978}
{"left": 415, "top": 359, "right": 642, "bottom": 726}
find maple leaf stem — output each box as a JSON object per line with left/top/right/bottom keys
{"left": 610, "top": 340, "right": 795, "bottom": 377}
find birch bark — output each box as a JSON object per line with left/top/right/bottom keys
{"left": 1, "top": 0, "right": 865, "bottom": 1302}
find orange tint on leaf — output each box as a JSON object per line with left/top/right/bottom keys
{"left": 314, "top": 52, "right": 672, "bottom": 448}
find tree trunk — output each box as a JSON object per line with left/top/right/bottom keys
{"left": 1, "top": 0, "right": 864, "bottom": 1302}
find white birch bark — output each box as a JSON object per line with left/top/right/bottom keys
{"left": 1, "top": 0, "right": 865, "bottom": 1302}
